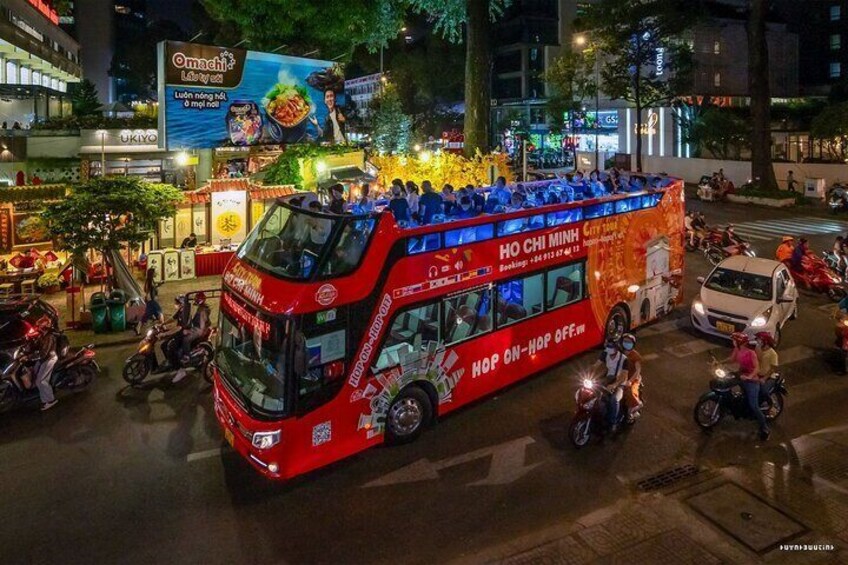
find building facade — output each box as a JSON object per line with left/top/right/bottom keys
{"left": 0, "top": 0, "right": 81, "bottom": 126}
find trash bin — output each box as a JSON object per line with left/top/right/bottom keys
{"left": 90, "top": 292, "right": 109, "bottom": 334}
{"left": 107, "top": 289, "right": 128, "bottom": 332}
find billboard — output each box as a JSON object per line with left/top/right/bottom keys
{"left": 158, "top": 41, "right": 347, "bottom": 150}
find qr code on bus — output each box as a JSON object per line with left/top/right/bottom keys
{"left": 312, "top": 421, "right": 332, "bottom": 446}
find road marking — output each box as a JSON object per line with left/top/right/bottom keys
{"left": 363, "top": 436, "right": 541, "bottom": 488}
{"left": 665, "top": 339, "right": 721, "bottom": 358}
{"left": 186, "top": 448, "right": 222, "bottom": 462}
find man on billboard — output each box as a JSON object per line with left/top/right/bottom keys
{"left": 310, "top": 89, "right": 347, "bottom": 144}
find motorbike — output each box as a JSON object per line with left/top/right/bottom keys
{"left": 693, "top": 362, "right": 787, "bottom": 431}
{"left": 704, "top": 236, "right": 756, "bottom": 266}
{"left": 784, "top": 255, "right": 847, "bottom": 301}
{"left": 685, "top": 226, "right": 722, "bottom": 253}
{"left": 122, "top": 323, "right": 216, "bottom": 386}
{"left": 822, "top": 251, "right": 842, "bottom": 274}
{"left": 827, "top": 184, "right": 848, "bottom": 214}
{"left": 0, "top": 336, "right": 98, "bottom": 413}
{"left": 569, "top": 377, "right": 643, "bottom": 448}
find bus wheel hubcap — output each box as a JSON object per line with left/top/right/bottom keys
{"left": 389, "top": 398, "right": 422, "bottom": 436}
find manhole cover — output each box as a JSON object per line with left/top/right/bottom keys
{"left": 636, "top": 464, "right": 700, "bottom": 491}
{"left": 687, "top": 483, "right": 808, "bottom": 554}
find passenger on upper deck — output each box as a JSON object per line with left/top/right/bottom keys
{"left": 388, "top": 184, "right": 411, "bottom": 224}
{"left": 419, "top": 180, "right": 443, "bottom": 225}
{"left": 586, "top": 171, "right": 606, "bottom": 198}
{"left": 355, "top": 183, "right": 374, "bottom": 213}
{"left": 441, "top": 184, "right": 457, "bottom": 215}
{"left": 452, "top": 195, "right": 479, "bottom": 219}
{"left": 406, "top": 182, "right": 420, "bottom": 220}
{"left": 306, "top": 201, "right": 332, "bottom": 252}
{"left": 492, "top": 176, "right": 511, "bottom": 205}
{"left": 328, "top": 183, "right": 346, "bottom": 214}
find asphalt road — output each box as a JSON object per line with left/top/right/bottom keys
{"left": 2, "top": 198, "right": 848, "bottom": 564}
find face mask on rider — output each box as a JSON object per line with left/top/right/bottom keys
{"left": 622, "top": 342, "right": 634, "bottom": 351}
{"left": 605, "top": 345, "right": 618, "bottom": 355}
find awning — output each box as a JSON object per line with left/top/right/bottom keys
{"left": 183, "top": 179, "right": 297, "bottom": 205}
{"left": 318, "top": 166, "right": 375, "bottom": 189}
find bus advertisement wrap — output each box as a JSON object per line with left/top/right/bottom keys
{"left": 157, "top": 41, "right": 347, "bottom": 149}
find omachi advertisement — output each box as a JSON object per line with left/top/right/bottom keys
{"left": 157, "top": 41, "right": 347, "bottom": 150}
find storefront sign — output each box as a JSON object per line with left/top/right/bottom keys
{"left": 80, "top": 129, "right": 160, "bottom": 149}
{"left": 158, "top": 41, "right": 346, "bottom": 149}
{"left": 210, "top": 190, "right": 247, "bottom": 243}
{"left": 655, "top": 47, "right": 665, "bottom": 76}
{"left": 0, "top": 208, "right": 11, "bottom": 252}
{"left": 634, "top": 111, "right": 659, "bottom": 136}
{"left": 27, "top": 0, "right": 59, "bottom": 24}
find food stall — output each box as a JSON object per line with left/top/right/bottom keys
{"left": 152, "top": 178, "right": 297, "bottom": 279}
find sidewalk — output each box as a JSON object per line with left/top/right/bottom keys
{"left": 41, "top": 274, "right": 224, "bottom": 349}
{"left": 457, "top": 460, "right": 848, "bottom": 565}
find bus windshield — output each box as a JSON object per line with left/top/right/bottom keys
{"left": 237, "top": 199, "right": 375, "bottom": 279}
{"left": 216, "top": 312, "right": 290, "bottom": 416}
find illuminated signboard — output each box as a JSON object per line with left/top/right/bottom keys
{"left": 27, "top": 0, "right": 60, "bottom": 24}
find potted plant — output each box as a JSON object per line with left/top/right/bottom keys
{"left": 36, "top": 272, "right": 61, "bottom": 294}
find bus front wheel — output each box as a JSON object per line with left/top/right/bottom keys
{"left": 386, "top": 386, "right": 432, "bottom": 445}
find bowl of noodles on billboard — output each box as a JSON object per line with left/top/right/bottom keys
{"left": 263, "top": 83, "right": 312, "bottom": 142}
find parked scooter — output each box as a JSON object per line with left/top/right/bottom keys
{"left": 784, "top": 254, "right": 847, "bottom": 301}
{"left": 693, "top": 362, "right": 787, "bottom": 431}
{"left": 569, "top": 377, "right": 643, "bottom": 448}
{"left": 704, "top": 236, "right": 756, "bottom": 266}
{"left": 0, "top": 334, "right": 98, "bottom": 413}
{"left": 828, "top": 183, "right": 848, "bottom": 214}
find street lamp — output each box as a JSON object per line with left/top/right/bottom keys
{"left": 95, "top": 129, "right": 107, "bottom": 177}
{"left": 574, "top": 34, "right": 601, "bottom": 171}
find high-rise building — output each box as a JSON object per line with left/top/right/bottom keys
{"left": 0, "top": 0, "right": 81, "bottom": 124}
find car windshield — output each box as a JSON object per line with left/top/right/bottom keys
{"left": 216, "top": 311, "right": 289, "bottom": 416}
{"left": 704, "top": 268, "right": 773, "bottom": 301}
{"left": 237, "top": 198, "right": 375, "bottom": 279}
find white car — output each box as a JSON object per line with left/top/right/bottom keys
{"left": 691, "top": 256, "right": 798, "bottom": 344}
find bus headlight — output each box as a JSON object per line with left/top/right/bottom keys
{"left": 251, "top": 430, "right": 281, "bottom": 450}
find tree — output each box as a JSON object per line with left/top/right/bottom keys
{"left": 544, "top": 50, "right": 598, "bottom": 130}
{"left": 409, "top": 0, "right": 511, "bottom": 157}
{"left": 684, "top": 107, "right": 751, "bottom": 160}
{"left": 586, "top": 0, "right": 697, "bottom": 172}
{"left": 371, "top": 82, "right": 413, "bottom": 154}
{"left": 747, "top": 0, "right": 777, "bottom": 190}
{"left": 70, "top": 79, "right": 102, "bottom": 116}
{"left": 43, "top": 178, "right": 183, "bottom": 259}
{"left": 810, "top": 102, "right": 848, "bottom": 162}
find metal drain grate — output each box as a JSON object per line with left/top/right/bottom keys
{"left": 636, "top": 464, "right": 700, "bottom": 491}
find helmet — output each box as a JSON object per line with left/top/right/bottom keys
{"left": 781, "top": 235, "right": 794, "bottom": 243}
{"left": 194, "top": 292, "right": 206, "bottom": 305}
{"left": 730, "top": 332, "right": 749, "bottom": 347}
{"left": 620, "top": 333, "right": 637, "bottom": 351}
{"left": 755, "top": 332, "right": 775, "bottom": 348}
{"left": 726, "top": 224, "right": 735, "bottom": 232}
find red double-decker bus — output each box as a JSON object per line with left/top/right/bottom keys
{"left": 213, "top": 178, "right": 685, "bottom": 479}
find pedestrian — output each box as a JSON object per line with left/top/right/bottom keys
{"left": 787, "top": 170, "right": 798, "bottom": 193}
{"left": 136, "top": 267, "right": 163, "bottom": 335}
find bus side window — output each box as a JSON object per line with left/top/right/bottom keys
{"left": 374, "top": 304, "right": 440, "bottom": 371}
{"left": 443, "top": 288, "right": 492, "bottom": 345}
{"left": 299, "top": 329, "right": 347, "bottom": 403}
{"left": 496, "top": 273, "right": 543, "bottom": 327}
{"left": 546, "top": 264, "right": 585, "bottom": 310}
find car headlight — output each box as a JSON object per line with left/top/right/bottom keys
{"left": 751, "top": 307, "right": 772, "bottom": 328}
{"left": 693, "top": 300, "right": 705, "bottom": 315}
{"left": 714, "top": 367, "right": 727, "bottom": 378}
{"left": 146, "top": 328, "right": 155, "bottom": 338}
{"left": 582, "top": 379, "right": 594, "bottom": 389}
{"left": 251, "top": 430, "right": 281, "bottom": 450}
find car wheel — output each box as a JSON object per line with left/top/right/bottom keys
{"left": 773, "top": 327, "right": 782, "bottom": 348}
{"left": 789, "top": 304, "right": 798, "bottom": 321}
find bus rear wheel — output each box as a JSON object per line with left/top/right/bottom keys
{"left": 604, "top": 306, "right": 629, "bottom": 342}
{"left": 385, "top": 386, "right": 432, "bottom": 445}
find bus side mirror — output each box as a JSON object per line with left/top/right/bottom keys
{"left": 293, "top": 331, "right": 307, "bottom": 377}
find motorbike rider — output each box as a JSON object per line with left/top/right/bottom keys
{"left": 31, "top": 318, "right": 59, "bottom": 411}
{"left": 619, "top": 333, "right": 644, "bottom": 421}
{"left": 721, "top": 224, "right": 745, "bottom": 255}
{"left": 755, "top": 332, "right": 778, "bottom": 408}
{"left": 173, "top": 292, "right": 211, "bottom": 383}
{"left": 684, "top": 212, "right": 695, "bottom": 246}
{"left": 720, "top": 332, "right": 768, "bottom": 440}
{"left": 591, "top": 340, "right": 631, "bottom": 433}
{"left": 776, "top": 235, "right": 795, "bottom": 263}
{"left": 790, "top": 237, "right": 810, "bottom": 273}
{"left": 834, "top": 236, "right": 847, "bottom": 276}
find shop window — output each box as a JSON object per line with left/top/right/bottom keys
{"left": 443, "top": 288, "right": 492, "bottom": 345}
{"left": 831, "top": 34, "right": 842, "bottom": 51}
{"left": 497, "top": 273, "right": 543, "bottom": 327}
{"left": 546, "top": 263, "right": 585, "bottom": 310}
{"left": 831, "top": 62, "right": 842, "bottom": 78}
{"left": 375, "top": 304, "right": 439, "bottom": 371}
{"left": 831, "top": 5, "right": 841, "bottom": 21}
{"left": 713, "top": 41, "right": 721, "bottom": 55}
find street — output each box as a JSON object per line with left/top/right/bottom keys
{"left": 2, "top": 199, "right": 848, "bottom": 564}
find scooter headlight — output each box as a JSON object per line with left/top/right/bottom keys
{"left": 251, "top": 430, "right": 281, "bottom": 450}
{"left": 582, "top": 379, "right": 594, "bottom": 389}
{"left": 146, "top": 328, "right": 155, "bottom": 338}
{"left": 714, "top": 367, "right": 727, "bottom": 378}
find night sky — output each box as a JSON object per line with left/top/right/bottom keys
{"left": 147, "top": 0, "right": 195, "bottom": 31}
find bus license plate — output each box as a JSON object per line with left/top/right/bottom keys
{"left": 224, "top": 427, "right": 234, "bottom": 447}
{"left": 716, "top": 321, "right": 735, "bottom": 334}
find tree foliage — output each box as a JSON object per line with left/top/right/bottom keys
{"left": 70, "top": 79, "right": 102, "bottom": 116}
{"left": 544, "top": 51, "right": 598, "bottom": 127}
{"left": 371, "top": 83, "right": 413, "bottom": 154}
{"left": 683, "top": 107, "right": 750, "bottom": 160}
{"left": 586, "top": 0, "right": 698, "bottom": 171}
{"left": 811, "top": 102, "right": 848, "bottom": 162}
{"left": 43, "top": 178, "right": 183, "bottom": 256}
